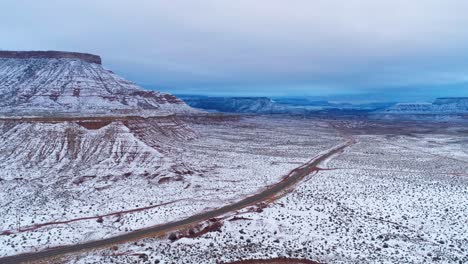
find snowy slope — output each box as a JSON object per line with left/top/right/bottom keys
{"left": 0, "top": 51, "right": 194, "bottom": 115}
{"left": 0, "top": 116, "right": 197, "bottom": 181}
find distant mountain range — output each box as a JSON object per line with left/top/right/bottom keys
{"left": 178, "top": 95, "right": 393, "bottom": 114}
{"left": 179, "top": 96, "right": 283, "bottom": 113}
{"left": 178, "top": 95, "right": 468, "bottom": 122}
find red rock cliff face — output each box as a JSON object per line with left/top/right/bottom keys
{"left": 0, "top": 50, "right": 102, "bottom": 64}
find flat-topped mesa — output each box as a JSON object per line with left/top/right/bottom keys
{"left": 0, "top": 50, "right": 197, "bottom": 116}
{"left": 0, "top": 50, "right": 102, "bottom": 64}
{"left": 381, "top": 97, "right": 468, "bottom": 114}
{"left": 433, "top": 97, "right": 468, "bottom": 105}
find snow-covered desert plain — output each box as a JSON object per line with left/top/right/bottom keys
{"left": 0, "top": 115, "right": 342, "bottom": 258}
{"left": 2, "top": 116, "right": 465, "bottom": 264}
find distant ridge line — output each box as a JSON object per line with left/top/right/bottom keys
{"left": 435, "top": 97, "right": 468, "bottom": 99}
{"left": 0, "top": 50, "right": 101, "bottom": 64}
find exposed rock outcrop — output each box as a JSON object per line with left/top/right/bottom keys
{"left": 0, "top": 115, "right": 196, "bottom": 181}
{"left": 0, "top": 50, "right": 102, "bottom": 64}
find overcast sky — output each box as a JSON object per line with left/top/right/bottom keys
{"left": 1, "top": 0, "right": 468, "bottom": 99}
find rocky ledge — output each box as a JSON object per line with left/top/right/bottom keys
{"left": 0, "top": 50, "right": 101, "bottom": 64}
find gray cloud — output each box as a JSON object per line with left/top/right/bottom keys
{"left": 1, "top": 0, "right": 468, "bottom": 96}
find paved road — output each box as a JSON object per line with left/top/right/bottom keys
{"left": 0, "top": 139, "right": 353, "bottom": 264}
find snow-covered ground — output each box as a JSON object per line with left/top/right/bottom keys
{"left": 0, "top": 116, "right": 341, "bottom": 257}
{"left": 66, "top": 120, "right": 468, "bottom": 264}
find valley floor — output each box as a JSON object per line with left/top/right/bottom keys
{"left": 0, "top": 116, "right": 340, "bottom": 258}
{"left": 71, "top": 118, "right": 468, "bottom": 264}
{"left": 1, "top": 116, "right": 467, "bottom": 264}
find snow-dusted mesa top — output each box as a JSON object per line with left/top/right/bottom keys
{"left": 382, "top": 97, "right": 468, "bottom": 114}
{"left": 0, "top": 51, "right": 195, "bottom": 116}
{"left": 0, "top": 51, "right": 102, "bottom": 65}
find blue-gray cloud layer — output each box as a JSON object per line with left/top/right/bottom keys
{"left": 1, "top": 0, "right": 468, "bottom": 97}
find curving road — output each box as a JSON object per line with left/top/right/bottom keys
{"left": 0, "top": 139, "right": 354, "bottom": 264}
